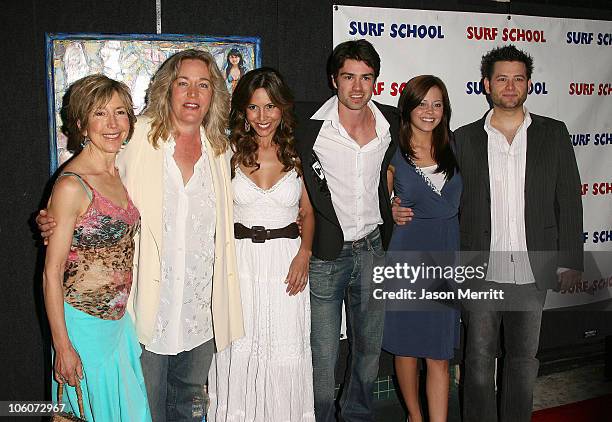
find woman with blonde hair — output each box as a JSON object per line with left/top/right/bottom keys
{"left": 44, "top": 74, "right": 151, "bottom": 421}
{"left": 124, "top": 48, "right": 242, "bottom": 421}
{"left": 39, "top": 49, "right": 243, "bottom": 422}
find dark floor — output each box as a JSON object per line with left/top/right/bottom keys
{"left": 370, "top": 360, "right": 612, "bottom": 421}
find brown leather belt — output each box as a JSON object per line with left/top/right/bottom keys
{"left": 234, "top": 222, "right": 299, "bottom": 243}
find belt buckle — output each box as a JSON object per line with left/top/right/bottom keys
{"left": 251, "top": 226, "right": 266, "bottom": 243}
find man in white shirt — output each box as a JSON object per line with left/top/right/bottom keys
{"left": 294, "top": 40, "right": 400, "bottom": 422}
{"left": 453, "top": 45, "right": 583, "bottom": 422}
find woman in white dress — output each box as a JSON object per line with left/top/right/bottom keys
{"left": 208, "top": 67, "right": 315, "bottom": 421}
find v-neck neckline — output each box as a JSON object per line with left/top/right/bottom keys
{"left": 236, "top": 167, "right": 295, "bottom": 192}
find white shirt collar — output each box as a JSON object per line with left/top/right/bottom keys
{"left": 311, "top": 96, "right": 390, "bottom": 138}
{"left": 484, "top": 106, "right": 532, "bottom": 134}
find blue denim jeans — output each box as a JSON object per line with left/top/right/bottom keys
{"left": 309, "top": 228, "right": 385, "bottom": 422}
{"left": 463, "top": 283, "right": 547, "bottom": 422}
{"left": 140, "top": 339, "right": 214, "bottom": 422}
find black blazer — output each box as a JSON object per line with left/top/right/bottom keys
{"left": 454, "top": 112, "right": 584, "bottom": 290}
{"left": 294, "top": 100, "right": 399, "bottom": 261}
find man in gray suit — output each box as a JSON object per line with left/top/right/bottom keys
{"left": 394, "top": 45, "right": 583, "bottom": 421}
{"left": 458, "top": 45, "right": 583, "bottom": 422}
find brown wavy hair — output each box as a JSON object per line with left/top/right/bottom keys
{"left": 398, "top": 75, "right": 456, "bottom": 179}
{"left": 142, "top": 49, "right": 229, "bottom": 155}
{"left": 65, "top": 74, "right": 136, "bottom": 153}
{"left": 229, "top": 67, "right": 301, "bottom": 177}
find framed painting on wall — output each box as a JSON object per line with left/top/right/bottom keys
{"left": 45, "top": 33, "right": 261, "bottom": 173}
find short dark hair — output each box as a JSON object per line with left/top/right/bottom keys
{"left": 327, "top": 39, "right": 381, "bottom": 81}
{"left": 480, "top": 44, "right": 534, "bottom": 80}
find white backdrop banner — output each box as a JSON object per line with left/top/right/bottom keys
{"left": 333, "top": 5, "right": 612, "bottom": 309}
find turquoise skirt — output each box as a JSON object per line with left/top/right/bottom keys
{"left": 52, "top": 302, "right": 151, "bottom": 421}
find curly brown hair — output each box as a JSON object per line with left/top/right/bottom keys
{"left": 229, "top": 67, "right": 301, "bottom": 177}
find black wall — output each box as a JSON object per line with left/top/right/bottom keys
{"left": 1, "top": 0, "right": 611, "bottom": 410}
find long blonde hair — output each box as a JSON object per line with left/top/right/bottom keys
{"left": 143, "top": 49, "right": 229, "bottom": 155}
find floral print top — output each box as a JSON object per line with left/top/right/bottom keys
{"left": 61, "top": 173, "right": 140, "bottom": 320}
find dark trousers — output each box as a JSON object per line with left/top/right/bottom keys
{"left": 463, "top": 283, "right": 547, "bottom": 422}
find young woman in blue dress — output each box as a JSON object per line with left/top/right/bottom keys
{"left": 383, "top": 75, "right": 461, "bottom": 422}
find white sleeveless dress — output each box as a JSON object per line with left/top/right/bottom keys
{"left": 208, "top": 168, "right": 315, "bottom": 422}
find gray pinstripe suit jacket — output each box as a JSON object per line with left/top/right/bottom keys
{"left": 454, "top": 112, "right": 584, "bottom": 290}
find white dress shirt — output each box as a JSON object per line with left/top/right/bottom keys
{"left": 485, "top": 107, "right": 536, "bottom": 284}
{"left": 311, "top": 96, "right": 392, "bottom": 242}
{"left": 147, "top": 133, "right": 216, "bottom": 354}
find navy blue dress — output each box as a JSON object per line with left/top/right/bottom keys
{"left": 382, "top": 149, "right": 462, "bottom": 360}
